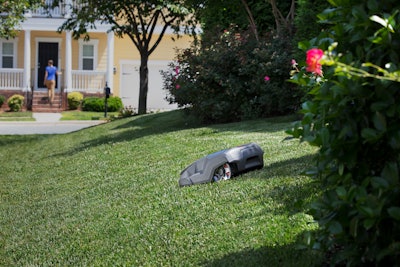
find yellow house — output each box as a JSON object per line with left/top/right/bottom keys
{"left": 0, "top": 1, "right": 193, "bottom": 112}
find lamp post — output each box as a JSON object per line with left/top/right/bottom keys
{"left": 104, "top": 82, "right": 110, "bottom": 118}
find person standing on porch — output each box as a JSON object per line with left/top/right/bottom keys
{"left": 44, "top": 59, "right": 60, "bottom": 104}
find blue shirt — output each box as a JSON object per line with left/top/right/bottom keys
{"left": 45, "top": 66, "right": 57, "bottom": 81}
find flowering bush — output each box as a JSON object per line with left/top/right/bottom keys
{"left": 67, "top": 91, "right": 83, "bottom": 110}
{"left": 288, "top": 0, "right": 400, "bottom": 265}
{"left": 7, "top": 94, "right": 24, "bottom": 112}
{"left": 162, "top": 27, "right": 302, "bottom": 123}
{"left": 305, "top": 48, "right": 323, "bottom": 76}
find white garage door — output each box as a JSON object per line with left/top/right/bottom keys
{"left": 120, "top": 60, "right": 177, "bottom": 111}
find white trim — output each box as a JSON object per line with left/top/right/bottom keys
{"left": 21, "top": 17, "right": 111, "bottom": 32}
{"left": 78, "top": 39, "right": 99, "bottom": 71}
{"left": 65, "top": 31, "right": 72, "bottom": 92}
{"left": 0, "top": 38, "right": 18, "bottom": 69}
{"left": 20, "top": 17, "right": 198, "bottom": 35}
{"left": 106, "top": 32, "right": 114, "bottom": 92}
{"left": 23, "top": 31, "right": 31, "bottom": 91}
{"left": 119, "top": 59, "right": 172, "bottom": 66}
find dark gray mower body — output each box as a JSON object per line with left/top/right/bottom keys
{"left": 179, "top": 143, "right": 264, "bottom": 187}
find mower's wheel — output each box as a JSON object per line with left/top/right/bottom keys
{"left": 212, "top": 163, "right": 231, "bottom": 182}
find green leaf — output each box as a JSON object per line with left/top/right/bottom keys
{"left": 359, "top": 206, "right": 374, "bottom": 217}
{"left": 371, "top": 101, "right": 390, "bottom": 112}
{"left": 370, "top": 15, "right": 394, "bottom": 32}
{"left": 387, "top": 207, "right": 400, "bottom": 221}
{"left": 338, "top": 163, "right": 344, "bottom": 176}
{"left": 320, "top": 127, "right": 330, "bottom": 147}
{"left": 370, "top": 176, "right": 389, "bottom": 189}
{"left": 381, "top": 162, "right": 399, "bottom": 186}
{"left": 361, "top": 128, "right": 380, "bottom": 142}
{"left": 363, "top": 218, "right": 376, "bottom": 230}
{"left": 372, "top": 112, "right": 387, "bottom": 131}
{"left": 328, "top": 221, "right": 343, "bottom": 235}
{"left": 349, "top": 217, "right": 358, "bottom": 237}
{"left": 336, "top": 186, "right": 346, "bottom": 199}
{"left": 298, "top": 40, "right": 311, "bottom": 51}
{"left": 367, "top": 0, "right": 379, "bottom": 10}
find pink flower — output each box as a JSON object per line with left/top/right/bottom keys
{"left": 291, "top": 59, "right": 297, "bottom": 66}
{"left": 175, "top": 66, "right": 180, "bottom": 76}
{"left": 264, "top": 76, "right": 270, "bottom": 82}
{"left": 175, "top": 84, "right": 181, "bottom": 89}
{"left": 306, "top": 48, "right": 324, "bottom": 76}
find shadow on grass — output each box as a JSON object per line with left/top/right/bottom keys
{"left": 56, "top": 110, "right": 297, "bottom": 156}
{"left": 256, "top": 154, "right": 320, "bottom": 214}
{"left": 262, "top": 153, "right": 316, "bottom": 179}
{"left": 0, "top": 135, "right": 48, "bottom": 146}
{"left": 201, "top": 233, "right": 323, "bottom": 267}
{"left": 112, "top": 110, "right": 296, "bottom": 135}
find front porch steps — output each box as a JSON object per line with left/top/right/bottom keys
{"left": 31, "top": 91, "right": 63, "bottom": 112}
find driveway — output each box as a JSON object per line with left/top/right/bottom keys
{"left": 0, "top": 113, "right": 106, "bottom": 135}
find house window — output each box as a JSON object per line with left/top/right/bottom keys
{"left": 79, "top": 39, "right": 98, "bottom": 70}
{"left": 1, "top": 40, "right": 17, "bottom": 68}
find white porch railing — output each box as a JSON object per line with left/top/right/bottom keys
{"left": 29, "top": 0, "right": 79, "bottom": 18}
{"left": 0, "top": 69, "right": 105, "bottom": 92}
{"left": 0, "top": 69, "right": 24, "bottom": 89}
{"left": 71, "top": 70, "right": 106, "bottom": 93}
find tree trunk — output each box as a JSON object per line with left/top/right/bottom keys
{"left": 240, "top": 0, "right": 258, "bottom": 42}
{"left": 138, "top": 53, "right": 149, "bottom": 115}
{"left": 269, "top": 0, "right": 295, "bottom": 36}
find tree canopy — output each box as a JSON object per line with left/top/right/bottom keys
{"left": 56, "top": 0, "right": 198, "bottom": 114}
{"left": 0, "top": 0, "right": 43, "bottom": 38}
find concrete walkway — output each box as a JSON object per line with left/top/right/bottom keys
{"left": 0, "top": 113, "right": 106, "bottom": 135}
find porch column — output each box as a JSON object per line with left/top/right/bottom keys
{"left": 106, "top": 31, "right": 114, "bottom": 92}
{"left": 23, "top": 30, "right": 31, "bottom": 92}
{"left": 65, "top": 31, "right": 72, "bottom": 92}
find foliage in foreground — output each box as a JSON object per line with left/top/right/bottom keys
{"left": 0, "top": 111, "right": 322, "bottom": 266}
{"left": 288, "top": 0, "right": 400, "bottom": 265}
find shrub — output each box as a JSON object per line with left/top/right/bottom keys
{"left": 0, "top": 94, "right": 5, "bottom": 108}
{"left": 162, "top": 26, "right": 302, "bottom": 124}
{"left": 7, "top": 94, "right": 24, "bottom": 112}
{"left": 82, "top": 97, "right": 103, "bottom": 112}
{"left": 67, "top": 92, "right": 84, "bottom": 110}
{"left": 82, "top": 96, "right": 123, "bottom": 112}
{"left": 288, "top": 0, "right": 400, "bottom": 265}
{"left": 106, "top": 96, "right": 123, "bottom": 112}
{"left": 118, "top": 105, "right": 136, "bottom": 117}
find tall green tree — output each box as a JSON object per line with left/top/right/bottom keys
{"left": 56, "top": 0, "right": 198, "bottom": 114}
{"left": 192, "top": 0, "right": 295, "bottom": 40}
{"left": 0, "top": 0, "right": 43, "bottom": 38}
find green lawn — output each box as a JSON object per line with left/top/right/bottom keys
{"left": 0, "top": 110, "right": 323, "bottom": 266}
{"left": 0, "top": 110, "right": 118, "bottom": 121}
{"left": 60, "top": 110, "right": 119, "bottom": 120}
{"left": 0, "top": 111, "right": 34, "bottom": 121}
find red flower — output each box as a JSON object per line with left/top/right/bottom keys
{"left": 306, "top": 48, "right": 324, "bottom": 76}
